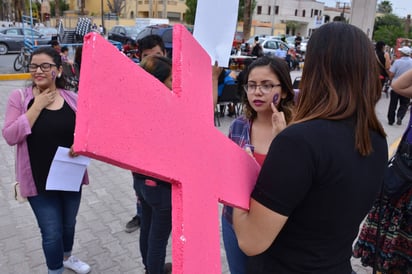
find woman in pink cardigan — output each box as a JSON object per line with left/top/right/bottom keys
{"left": 2, "top": 47, "right": 90, "bottom": 274}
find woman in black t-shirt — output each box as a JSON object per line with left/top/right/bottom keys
{"left": 232, "top": 22, "right": 388, "bottom": 274}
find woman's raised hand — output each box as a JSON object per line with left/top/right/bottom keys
{"left": 271, "top": 102, "right": 286, "bottom": 137}
{"left": 33, "top": 88, "right": 57, "bottom": 110}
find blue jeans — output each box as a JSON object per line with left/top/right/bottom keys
{"left": 133, "top": 174, "right": 172, "bottom": 274}
{"left": 222, "top": 212, "right": 247, "bottom": 274}
{"left": 132, "top": 173, "right": 142, "bottom": 218}
{"left": 28, "top": 190, "right": 81, "bottom": 272}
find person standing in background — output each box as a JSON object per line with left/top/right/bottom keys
{"left": 387, "top": 46, "right": 412, "bottom": 125}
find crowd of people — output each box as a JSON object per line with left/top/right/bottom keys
{"left": 2, "top": 21, "right": 412, "bottom": 274}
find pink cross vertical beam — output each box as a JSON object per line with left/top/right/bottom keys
{"left": 73, "top": 25, "right": 260, "bottom": 273}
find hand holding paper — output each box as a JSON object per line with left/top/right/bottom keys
{"left": 46, "top": 146, "right": 90, "bottom": 192}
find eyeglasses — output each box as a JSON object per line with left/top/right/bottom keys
{"left": 243, "top": 83, "right": 281, "bottom": 94}
{"left": 28, "top": 63, "right": 57, "bottom": 72}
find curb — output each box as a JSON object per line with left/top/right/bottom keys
{"left": 0, "top": 73, "right": 31, "bottom": 81}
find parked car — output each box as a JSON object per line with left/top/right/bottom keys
{"left": 37, "top": 27, "right": 60, "bottom": 43}
{"left": 0, "top": 27, "right": 52, "bottom": 55}
{"left": 299, "top": 38, "right": 309, "bottom": 53}
{"left": 108, "top": 25, "right": 140, "bottom": 45}
{"left": 260, "top": 38, "right": 290, "bottom": 56}
{"left": 286, "top": 36, "right": 296, "bottom": 48}
{"left": 240, "top": 35, "right": 282, "bottom": 54}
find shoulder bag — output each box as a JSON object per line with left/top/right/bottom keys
{"left": 13, "top": 89, "right": 27, "bottom": 203}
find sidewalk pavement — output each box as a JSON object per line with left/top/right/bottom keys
{"left": 0, "top": 78, "right": 389, "bottom": 274}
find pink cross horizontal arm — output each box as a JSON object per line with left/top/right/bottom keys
{"left": 73, "top": 26, "right": 259, "bottom": 273}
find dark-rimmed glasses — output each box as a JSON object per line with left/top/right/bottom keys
{"left": 28, "top": 63, "right": 57, "bottom": 72}
{"left": 243, "top": 83, "right": 281, "bottom": 94}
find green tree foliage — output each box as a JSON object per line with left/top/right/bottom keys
{"left": 107, "top": 0, "right": 126, "bottom": 16}
{"left": 377, "top": 0, "right": 393, "bottom": 14}
{"left": 374, "top": 25, "right": 407, "bottom": 47}
{"left": 238, "top": 0, "right": 256, "bottom": 22}
{"left": 184, "top": 0, "right": 197, "bottom": 25}
{"left": 50, "top": 1, "right": 69, "bottom": 17}
{"left": 184, "top": 0, "right": 256, "bottom": 25}
{"left": 373, "top": 14, "right": 406, "bottom": 44}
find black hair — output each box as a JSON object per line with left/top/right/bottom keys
{"left": 138, "top": 34, "right": 166, "bottom": 53}
{"left": 29, "top": 47, "right": 66, "bottom": 89}
{"left": 61, "top": 46, "right": 69, "bottom": 53}
{"left": 375, "top": 41, "right": 385, "bottom": 52}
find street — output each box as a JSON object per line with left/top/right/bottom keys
{"left": 0, "top": 59, "right": 407, "bottom": 274}
{"left": 0, "top": 54, "right": 18, "bottom": 74}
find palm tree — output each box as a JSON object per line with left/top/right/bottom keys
{"left": 55, "top": 0, "right": 60, "bottom": 18}
{"left": 377, "top": 0, "right": 393, "bottom": 14}
{"left": 14, "top": 0, "right": 23, "bottom": 22}
{"left": 243, "top": 0, "right": 252, "bottom": 40}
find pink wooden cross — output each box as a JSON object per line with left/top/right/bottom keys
{"left": 73, "top": 26, "right": 260, "bottom": 273}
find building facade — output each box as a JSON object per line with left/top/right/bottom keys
{"left": 68, "top": 0, "right": 187, "bottom": 22}
{"left": 251, "top": 0, "right": 326, "bottom": 37}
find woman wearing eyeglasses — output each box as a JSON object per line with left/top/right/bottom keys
{"left": 2, "top": 47, "right": 90, "bottom": 274}
{"left": 222, "top": 56, "right": 295, "bottom": 274}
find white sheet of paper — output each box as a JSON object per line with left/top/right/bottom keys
{"left": 46, "top": 146, "right": 90, "bottom": 192}
{"left": 193, "top": 0, "right": 239, "bottom": 67}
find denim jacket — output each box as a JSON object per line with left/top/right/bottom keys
{"left": 222, "top": 116, "right": 252, "bottom": 223}
{"left": 2, "top": 86, "right": 89, "bottom": 197}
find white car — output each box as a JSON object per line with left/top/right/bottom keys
{"left": 298, "top": 38, "right": 309, "bottom": 53}
{"left": 260, "top": 38, "right": 290, "bottom": 57}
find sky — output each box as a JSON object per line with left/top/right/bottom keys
{"left": 322, "top": 0, "right": 411, "bottom": 18}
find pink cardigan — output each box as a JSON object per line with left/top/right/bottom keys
{"left": 2, "top": 86, "right": 89, "bottom": 197}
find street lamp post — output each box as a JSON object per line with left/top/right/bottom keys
{"left": 101, "top": 0, "right": 105, "bottom": 35}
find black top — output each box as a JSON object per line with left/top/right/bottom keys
{"left": 248, "top": 119, "right": 387, "bottom": 274}
{"left": 27, "top": 99, "right": 76, "bottom": 193}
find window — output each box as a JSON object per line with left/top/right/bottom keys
{"left": 311, "top": 9, "right": 313, "bottom": 17}
{"left": 6, "top": 29, "right": 19, "bottom": 35}
{"left": 268, "top": 6, "right": 271, "bottom": 15}
{"left": 295, "top": 9, "right": 298, "bottom": 16}
{"left": 257, "top": 6, "right": 262, "bottom": 15}
{"left": 275, "top": 5, "right": 279, "bottom": 15}
{"left": 314, "top": 9, "right": 319, "bottom": 16}
{"left": 302, "top": 10, "right": 306, "bottom": 17}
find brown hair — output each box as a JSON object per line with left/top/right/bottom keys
{"left": 242, "top": 56, "right": 295, "bottom": 124}
{"left": 295, "top": 22, "right": 385, "bottom": 156}
{"left": 139, "top": 55, "right": 172, "bottom": 83}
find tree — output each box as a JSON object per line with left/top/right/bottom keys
{"left": 373, "top": 13, "right": 403, "bottom": 35}
{"left": 374, "top": 25, "right": 406, "bottom": 47}
{"left": 107, "top": 0, "right": 126, "bottom": 16}
{"left": 14, "top": 0, "right": 24, "bottom": 22}
{"left": 50, "top": 1, "right": 69, "bottom": 17}
{"left": 242, "top": 0, "right": 252, "bottom": 40}
{"left": 237, "top": 0, "right": 256, "bottom": 22}
{"left": 377, "top": 0, "right": 392, "bottom": 14}
{"left": 184, "top": 0, "right": 196, "bottom": 25}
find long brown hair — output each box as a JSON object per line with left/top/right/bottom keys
{"left": 295, "top": 22, "right": 385, "bottom": 156}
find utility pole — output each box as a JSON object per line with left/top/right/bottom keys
{"left": 101, "top": 0, "right": 105, "bottom": 33}
{"left": 341, "top": 2, "right": 346, "bottom": 22}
